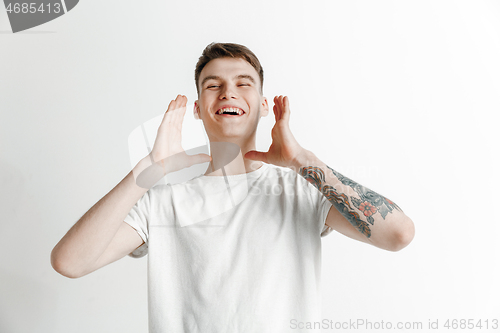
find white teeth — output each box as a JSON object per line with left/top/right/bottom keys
{"left": 217, "top": 108, "right": 244, "bottom": 115}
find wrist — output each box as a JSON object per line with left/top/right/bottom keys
{"left": 132, "top": 155, "right": 167, "bottom": 189}
{"left": 290, "top": 149, "right": 317, "bottom": 173}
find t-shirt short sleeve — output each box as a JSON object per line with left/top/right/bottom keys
{"left": 318, "top": 192, "right": 334, "bottom": 237}
{"left": 124, "top": 190, "right": 151, "bottom": 258}
{"left": 301, "top": 173, "right": 334, "bottom": 238}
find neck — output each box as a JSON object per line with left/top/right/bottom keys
{"left": 203, "top": 140, "right": 263, "bottom": 176}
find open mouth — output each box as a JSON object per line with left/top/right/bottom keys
{"left": 215, "top": 107, "right": 245, "bottom": 117}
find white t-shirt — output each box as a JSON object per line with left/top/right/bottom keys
{"left": 124, "top": 162, "right": 334, "bottom": 332}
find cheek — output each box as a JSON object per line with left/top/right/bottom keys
{"left": 200, "top": 96, "right": 217, "bottom": 111}
{"left": 197, "top": 99, "right": 210, "bottom": 115}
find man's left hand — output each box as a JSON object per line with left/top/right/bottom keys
{"left": 244, "top": 95, "right": 308, "bottom": 169}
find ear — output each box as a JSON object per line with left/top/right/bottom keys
{"left": 260, "top": 97, "right": 269, "bottom": 117}
{"left": 194, "top": 101, "right": 200, "bottom": 120}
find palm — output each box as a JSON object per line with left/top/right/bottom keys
{"left": 245, "top": 96, "right": 304, "bottom": 168}
{"left": 151, "top": 95, "right": 211, "bottom": 173}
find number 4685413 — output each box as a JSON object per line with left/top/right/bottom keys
{"left": 5, "top": 2, "right": 62, "bottom": 14}
{"left": 444, "top": 319, "right": 498, "bottom": 330}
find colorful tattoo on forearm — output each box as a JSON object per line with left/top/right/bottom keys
{"left": 300, "top": 166, "right": 402, "bottom": 238}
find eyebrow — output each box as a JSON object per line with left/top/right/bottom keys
{"left": 201, "top": 74, "right": 256, "bottom": 87}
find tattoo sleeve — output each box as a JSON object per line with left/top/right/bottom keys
{"left": 300, "top": 165, "right": 403, "bottom": 238}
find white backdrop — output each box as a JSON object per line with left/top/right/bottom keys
{"left": 1, "top": 1, "right": 499, "bottom": 332}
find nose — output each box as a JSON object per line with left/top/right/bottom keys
{"left": 219, "top": 84, "right": 238, "bottom": 100}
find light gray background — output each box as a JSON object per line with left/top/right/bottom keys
{"left": 1, "top": 1, "right": 499, "bottom": 332}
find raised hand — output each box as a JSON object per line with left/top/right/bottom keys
{"left": 135, "top": 95, "right": 211, "bottom": 188}
{"left": 244, "top": 95, "right": 306, "bottom": 169}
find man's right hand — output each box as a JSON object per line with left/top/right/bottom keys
{"left": 134, "top": 95, "right": 212, "bottom": 188}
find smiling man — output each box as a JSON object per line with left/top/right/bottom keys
{"left": 51, "top": 42, "right": 415, "bottom": 333}
{"left": 193, "top": 49, "right": 271, "bottom": 177}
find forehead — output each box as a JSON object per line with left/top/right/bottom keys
{"left": 200, "top": 57, "right": 259, "bottom": 83}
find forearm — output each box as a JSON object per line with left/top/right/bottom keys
{"left": 292, "top": 150, "right": 414, "bottom": 251}
{"left": 51, "top": 157, "right": 150, "bottom": 278}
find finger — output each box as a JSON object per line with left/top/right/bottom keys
{"left": 171, "top": 95, "right": 187, "bottom": 122}
{"left": 244, "top": 150, "right": 268, "bottom": 163}
{"left": 178, "top": 95, "right": 188, "bottom": 115}
{"left": 172, "top": 95, "right": 181, "bottom": 110}
{"left": 166, "top": 99, "right": 176, "bottom": 113}
{"left": 277, "top": 95, "right": 284, "bottom": 120}
{"left": 178, "top": 94, "right": 187, "bottom": 107}
{"left": 273, "top": 97, "right": 279, "bottom": 122}
{"left": 190, "top": 153, "right": 212, "bottom": 165}
{"left": 160, "top": 98, "right": 178, "bottom": 127}
{"left": 166, "top": 95, "right": 180, "bottom": 113}
{"left": 274, "top": 95, "right": 282, "bottom": 121}
{"left": 173, "top": 94, "right": 187, "bottom": 111}
{"left": 283, "top": 96, "right": 290, "bottom": 122}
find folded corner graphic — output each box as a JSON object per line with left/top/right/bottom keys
{"left": 128, "top": 105, "right": 250, "bottom": 227}
{"left": 4, "top": 0, "right": 79, "bottom": 33}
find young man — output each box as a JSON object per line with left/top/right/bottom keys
{"left": 51, "top": 43, "right": 414, "bottom": 332}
